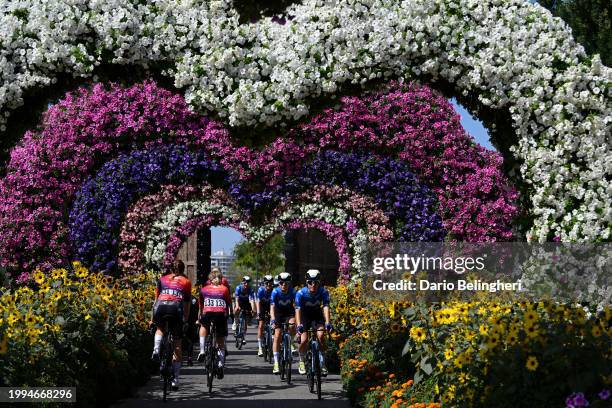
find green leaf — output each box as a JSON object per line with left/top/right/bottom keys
{"left": 401, "top": 339, "right": 411, "bottom": 356}
{"left": 421, "top": 357, "right": 433, "bottom": 375}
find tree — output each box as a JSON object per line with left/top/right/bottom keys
{"left": 231, "top": 234, "right": 286, "bottom": 284}
{"left": 538, "top": 0, "right": 611, "bottom": 66}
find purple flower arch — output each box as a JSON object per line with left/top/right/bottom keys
{"left": 0, "top": 80, "right": 518, "bottom": 280}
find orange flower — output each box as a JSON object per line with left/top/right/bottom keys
{"left": 389, "top": 373, "right": 396, "bottom": 379}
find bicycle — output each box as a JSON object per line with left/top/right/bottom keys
{"left": 261, "top": 313, "right": 273, "bottom": 363}
{"left": 151, "top": 318, "right": 176, "bottom": 402}
{"left": 278, "top": 321, "right": 294, "bottom": 384}
{"left": 305, "top": 324, "right": 323, "bottom": 400}
{"left": 203, "top": 319, "right": 219, "bottom": 394}
{"left": 234, "top": 309, "right": 248, "bottom": 349}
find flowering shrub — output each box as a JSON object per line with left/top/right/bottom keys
{"left": 329, "top": 285, "right": 612, "bottom": 407}
{"left": 68, "top": 145, "right": 226, "bottom": 274}
{"left": 403, "top": 300, "right": 611, "bottom": 407}
{"left": 0, "top": 80, "right": 516, "bottom": 279}
{"left": 0, "top": 0, "right": 607, "bottom": 242}
{"left": 0, "top": 81, "right": 230, "bottom": 273}
{"left": 119, "top": 184, "right": 237, "bottom": 273}
{"left": 0, "top": 263, "right": 155, "bottom": 405}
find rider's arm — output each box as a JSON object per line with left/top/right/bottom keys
{"left": 270, "top": 304, "right": 276, "bottom": 322}
{"left": 323, "top": 305, "right": 331, "bottom": 325}
{"left": 294, "top": 289, "right": 302, "bottom": 327}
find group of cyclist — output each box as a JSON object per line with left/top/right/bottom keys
{"left": 149, "top": 260, "right": 333, "bottom": 391}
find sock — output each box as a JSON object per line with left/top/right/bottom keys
{"left": 173, "top": 361, "right": 181, "bottom": 379}
{"left": 218, "top": 348, "right": 225, "bottom": 363}
{"left": 153, "top": 334, "right": 162, "bottom": 352}
{"left": 258, "top": 338, "right": 262, "bottom": 348}
{"left": 299, "top": 353, "right": 306, "bottom": 362}
{"left": 199, "top": 336, "right": 205, "bottom": 353}
{"left": 273, "top": 352, "right": 279, "bottom": 364}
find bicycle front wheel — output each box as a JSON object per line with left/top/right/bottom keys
{"left": 314, "top": 350, "right": 322, "bottom": 400}
{"left": 306, "top": 352, "right": 314, "bottom": 393}
{"left": 284, "top": 334, "right": 292, "bottom": 384}
{"left": 206, "top": 349, "right": 214, "bottom": 393}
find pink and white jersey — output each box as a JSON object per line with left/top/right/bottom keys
{"left": 199, "top": 284, "right": 231, "bottom": 314}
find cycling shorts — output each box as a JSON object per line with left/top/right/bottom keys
{"left": 238, "top": 301, "right": 253, "bottom": 312}
{"left": 153, "top": 300, "right": 184, "bottom": 339}
{"left": 301, "top": 308, "right": 325, "bottom": 330}
{"left": 199, "top": 312, "right": 228, "bottom": 337}
{"left": 276, "top": 308, "right": 296, "bottom": 325}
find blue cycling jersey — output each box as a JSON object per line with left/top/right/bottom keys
{"left": 270, "top": 287, "right": 296, "bottom": 313}
{"left": 257, "top": 286, "right": 273, "bottom": 305}
{"left": 295, "top": 286, "right": 330, "bottom": 310}
{"left": 235, "top": 285, "right": 255, "bottom": 304}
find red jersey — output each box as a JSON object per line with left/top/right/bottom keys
{"left": 156, "top": 274, "right": 192, "bottom": 302}
{"left": 199, "top": 284, "right": 231, "bottom": 314}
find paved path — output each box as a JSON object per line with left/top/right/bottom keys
{"left": 113, "top": 323, "right": 350, "bottom": 407}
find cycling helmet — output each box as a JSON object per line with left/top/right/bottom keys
{"left": 242, "top": 275, "right": 251, "bottom": 283}
{"left": 305, "top": 269, "right": 321, "bottom": 281}
{"left": 263, "top": 274, "right": 273, "bottom": 283}
{"left": 278, "top": 272, "right": 291, "bottom": 282}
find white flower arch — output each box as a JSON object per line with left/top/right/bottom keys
{"left": 1, "top": 0, "right": 610, "bottom": 241}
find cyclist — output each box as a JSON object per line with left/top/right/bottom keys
{"left": 270, "top": 272, "right": 296, "bottom": 375}
{"left": 197, "top": 268, "right": 232, "bottom": 378}
{"left": 256, "top": 274, "right": 274, "bottom": 356}
{"left": 232, "top": 276, "right": 256, "bottom": 343}
{"left": 295, "top": 269, "right": 332, "bottom": 376}
{"left": 150, "top": 260, "right": 192, "bottom": 390}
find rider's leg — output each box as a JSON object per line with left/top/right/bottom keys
{"left": 173, "top": 336, "right": 182, "bottom": 381}
{"left": 257, "top": 319, "right": 264, "bottom": 354}
{"left": 316, "top": 324, "right": 327, "bottom": 374}
{"left": 153, "top": 327, "right": 164, "bottom": 354}
{"left": 199, "top": 324, "right": 209, "bottom": 356}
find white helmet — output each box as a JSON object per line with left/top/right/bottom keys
{"left": 278, "top": 272, "right": 291, "bottom": 282}
{"left": 263, "top": 274, "right": 273, "bottom": 283}
{"left": 305, "top": 269, "right": 321, "bottom": 281}
{"left": 242, "top": 275, "right": 251, "bottom": 283}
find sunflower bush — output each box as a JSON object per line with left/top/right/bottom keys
{"left": 330, "top": 285, "right": 611, "bottom": 407}
{"left": 404, "top": 300, "right": 611, "bottom": 407}
{"left": 0, "top": 263, "right": 156, "bottom": 407}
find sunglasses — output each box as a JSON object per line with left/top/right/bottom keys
{"left": 306, "top": 280, "right": 320, "bottom": 286}
{"left": 279, "top": 280, "right": 289, "bottom": 285}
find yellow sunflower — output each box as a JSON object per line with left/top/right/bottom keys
{"left": 116, "top": 315, "right": 127, "bottom": 325}
{"left": 526, "top": 356, "right": 538, "bottom": 371}
{"left": 409, "top": 327, "right": 426, "bottom": 342}
{"left": 33, "top": 269, "right": 45, "bottom": 285}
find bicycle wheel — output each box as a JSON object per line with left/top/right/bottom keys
{"left": 162, "top": 335, "right": 173, "bottom": 401}
{"left": 206, "top": 339, "right": 214, "bottom": 393}
{"left": 284, "top": 334, "right": 292, "bottom": 384}
{"left": 314, "top": 348, "right": 322, "bottom": 400}
{"left": 267, "top": 328, "right": 274, "bottom": 364}
{"left": 306, "top": 351, "right": 314, "bottom": 393}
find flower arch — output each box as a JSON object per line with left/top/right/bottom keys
{"left": 0, "top": 0, "right": 608, "bottom": 244}
{"left": 0, "top": 79, "right": 518, "bottom": 280}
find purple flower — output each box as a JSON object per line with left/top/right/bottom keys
{"left": 566, "top": 392, "right": 589, "bottom": 408}
{"left": 598, "top": 389, "right": 610, "bottom": 400}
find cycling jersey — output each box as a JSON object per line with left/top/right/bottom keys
{"left": 156, "top": 274, "right": 192, "bottom": 303}
{"left": 294, "top": 286, "right": 330, "bottom": 311}
{"left": 199, "top": 284, "right": 231, "bottom": 315}
{"left": 270, "top": 287, "right": 296, "bottom": 314}
{"left": 235, "top": 285, "right": 255, "bottom": 306}
{"left": 257, "top": 286, "right": 273, "bottom": 308}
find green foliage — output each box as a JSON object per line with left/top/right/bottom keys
{"left": 230, "top": 234, "right": 285, "bottom": 282}
{"left": 538, "top": 0, "right": 611, "bottom": 66}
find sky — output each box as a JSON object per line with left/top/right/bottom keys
{"left": 211, "top": 98, "right": 494, "bottom": 253}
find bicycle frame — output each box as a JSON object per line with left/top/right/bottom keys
{"left": 204, "top": 320, "right": 218, "bottom": 394}
{"left": 278, "top": 321, "right": 294, "bottom": 384}
{"left": 305, "top": 325, "right": 323, "bottom": 400}
{"left": 158, "top": 319, "right": 175, "bottom": 402}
